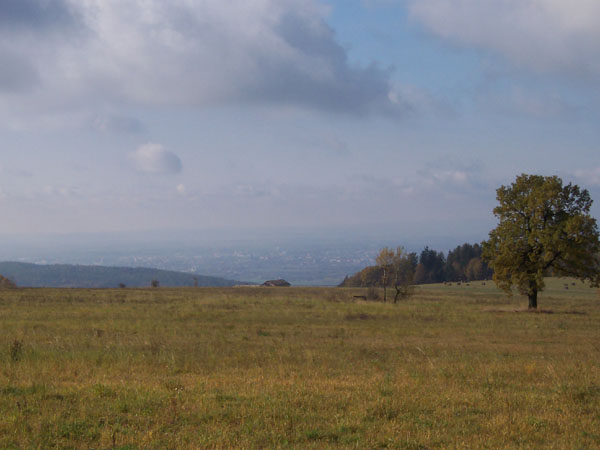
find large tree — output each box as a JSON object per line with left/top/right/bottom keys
{"left": 483, "top": 174, "right": 600, "bottom": 309}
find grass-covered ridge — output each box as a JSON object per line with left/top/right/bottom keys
{"left": 1, "top": 280, "right": 599, "bottom": 448}
{"left": 0, "top": 261, "right": 245, "bottom": 288}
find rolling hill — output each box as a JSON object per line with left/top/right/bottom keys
{"left": 0, "top": 262, "right": 245, "bottom": 288}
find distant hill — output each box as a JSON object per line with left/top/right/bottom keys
{"left": 0, "top": 262, "right": 244, "bottom": 288}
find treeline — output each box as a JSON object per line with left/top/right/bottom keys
{"left": 339, "top": 243, "right": 492, "bottom": 287}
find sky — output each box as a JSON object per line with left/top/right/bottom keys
{"left": 1, "top": 0, "right": 599, "bottom": 245}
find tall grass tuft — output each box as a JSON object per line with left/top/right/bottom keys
{"left": 9, "top": 339, "right": 23, "bottom": 362}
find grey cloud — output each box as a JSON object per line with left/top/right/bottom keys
{"left": 0, "top": 0, "right": 401, "bottom": 119}
{"left": 252, "top": 57, "right": 394, "bottom": 115}
{"left": 247, "top": 10, "right": 394, "bottom": 114}
{"left": 0, "top": 0, "right": 77, "bottom": 32}
{"left": 9, "top": 169, "right": 34, "bottom": 178}
{"left": 92, "top": 115, "right": 144, "bottom": 134}
{"left": 0, "top": 50, "right": 39, "bottom": 92}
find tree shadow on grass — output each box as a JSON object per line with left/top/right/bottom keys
{"left": 483, "top": 307, "right": 587, "bottom": 315}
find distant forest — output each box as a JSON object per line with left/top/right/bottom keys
{"left": 339, "top": 243, "right": 493, "bottom": 287}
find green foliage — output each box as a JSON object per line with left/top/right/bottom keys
{"left": 445, "top": 243, "right": 492, "bottom": 282}
{"left": 483, "top": 174, "right": 600, "bottom": 308}
{"left": 417, "top": 247, "right": 446, "bottom": 283}
{"left": 342, "top": 243, "right": 493, "bottom": 288}
{"left": 465, "top": 257, "right": 487, "bottom": 282}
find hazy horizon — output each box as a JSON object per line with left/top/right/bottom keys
{"left": 0, "top": 226, "right": 492, "bottom": 286}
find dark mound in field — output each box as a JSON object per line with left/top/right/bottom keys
{"left": 262, "top": 279, "right": 291, "bottom": 287}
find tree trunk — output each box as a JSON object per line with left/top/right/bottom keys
{"left": 382, "top": 268, "right": 387, "bottom": 303}
{"left": 528, "top": 289, "right": 538, "bottom": 309}
{"left": 393, "top": 272, "right": 400, "bottom": 303}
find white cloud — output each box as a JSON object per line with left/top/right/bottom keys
{"left": 574, "top": 167, "right": 600, "bottom": 186}
{"left": 0, "top": 0, "right": 399, "bottom": 121}
{"left": 231, "top": 183, "right": 281, "bottom": 199}
{"left": 130, "top": 143, "right": 182, "bottom": 175}
{"left": 417, "top": 157, "right": 485, "bottom": 191}
{"left": 409, "top": 0, "right": 600, "bottom": 78}
{"left": 176, "top": 184, "right": 186, "bottom": 195}
{"left": 418, "top": 169, "right": 469, "bottom": 187}
{"left": 42, "top": 185, "right": 79, "bottom": 197}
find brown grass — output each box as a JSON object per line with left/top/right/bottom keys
{"left": 0, "top": 279, "right": 599, "bottom": 448}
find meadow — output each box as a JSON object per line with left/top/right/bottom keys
{"left": 1, "top": 280, "right": 599, "bottom": 449}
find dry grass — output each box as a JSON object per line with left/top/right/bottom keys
{"left": 1, "top": 280, "right": 599, "bottom": 448}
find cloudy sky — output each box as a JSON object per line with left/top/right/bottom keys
{"left": 1, "top": 0, "right": 599, "bottom": 242}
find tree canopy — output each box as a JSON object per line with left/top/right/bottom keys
{"left": 482, "top": 174, "right": 600, "bottom": 309}
{"left": 414, "top": 247, "right": 445, "bottom": 284}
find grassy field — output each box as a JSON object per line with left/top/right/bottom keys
{"left": 1, "top": 280, "right": 599, "bottom": 449}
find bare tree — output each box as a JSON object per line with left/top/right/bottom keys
{"left": 375, "top": 247, "right": 395, "bottom": 302}
{"left": 376, "top": 247, "right": 415, "bottom": 303}
{"left": 391, "top": 248, "right": 415, "bottom": 303}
